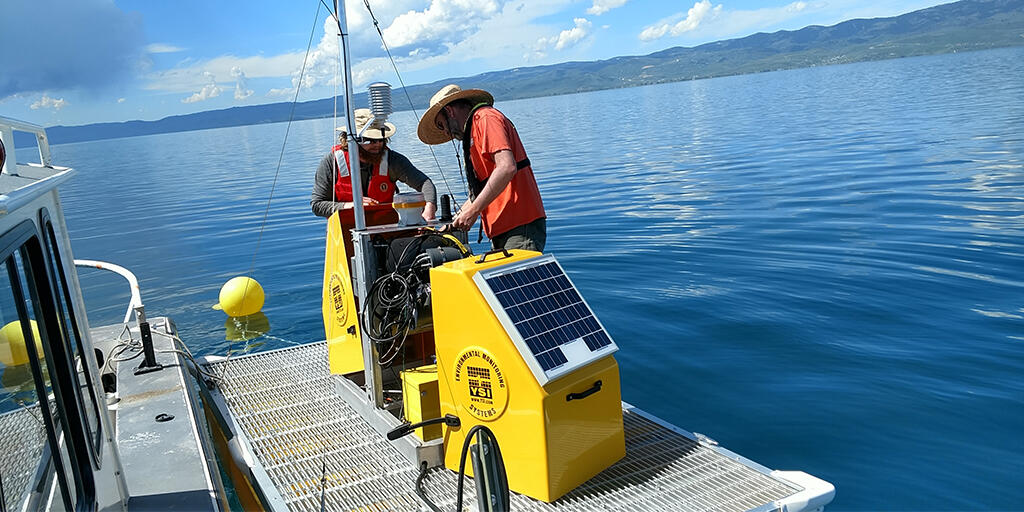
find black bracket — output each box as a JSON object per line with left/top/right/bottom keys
{"left": 134, "top": 321, "right": 164, "bottom": 375}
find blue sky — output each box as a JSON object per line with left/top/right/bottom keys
{"left": 1, "top": 0, "right": 946, "bottom": 127}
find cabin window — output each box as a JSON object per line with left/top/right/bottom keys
{"left": 41, "top": 215, "right": 102, "bottom": 459}
{"left": 0, "top": 252, "right": 74, "bottom": 510}
{"left": 0, "top": 222, "right": 94, "bottom": 510}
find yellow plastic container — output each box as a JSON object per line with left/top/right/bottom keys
{"left": 401, "top": 365, "right": 442, "bottom": 441}
{"left": 430, "top": 250, "right": 625, "bottom": 502}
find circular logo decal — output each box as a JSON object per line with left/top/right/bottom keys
{"left": 453, "top": 347, "right": 508, "bottom": 421}
{"left": 379, "top": 182, "right": 388, "bottom": 192}
{"left": 328, "top": 273, "right": 348, "bottom": 327}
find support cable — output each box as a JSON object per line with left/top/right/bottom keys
{"left": 362, "top": 0, "right": 462, "bottom": 210}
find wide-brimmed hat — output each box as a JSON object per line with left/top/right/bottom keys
{"left": 337, "top": 108, "right": 396, "bottom": 141}
{"left": 417, "top": 84, "right": 494, "bottom": 145}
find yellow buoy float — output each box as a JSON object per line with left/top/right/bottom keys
{"left": 213, "top": 276, "right": 265, "bottom": 317}
{"left": 0, "top": 320, "right": 43, "bottom": 367}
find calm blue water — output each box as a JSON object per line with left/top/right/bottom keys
{"left": 52, "top": 47, "right": 1023, "bottom": 510}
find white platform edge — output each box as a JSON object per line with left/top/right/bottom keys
{"left": 771, "top": 470, "right": 836, "bottom": 512}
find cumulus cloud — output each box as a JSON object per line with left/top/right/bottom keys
{"left": 30, "top": 95, "right": 68, "bottom": 111}
{"left": 537, "top": 18, "right": 593, "bottom": 51}
{"left": 382, "top": 0, "right": 500, "bottom": 50}
{"left": 0, "top": 0, "right": 145, "bottom": 98}
{"left": 587, "top": 0, "right": 629, "bottom": 16}
{"left": 117, "top": 98, "right": 126, "bottom": 103}
{"left": 182, "top": 72, "right": 223, "bottom": 103}
{"left": 231, "top": 67, "right": 254, "bottom": 100}
{"left": 640, "top": 0, "right": 720, "bottom": 41}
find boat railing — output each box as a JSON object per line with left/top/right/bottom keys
{"left": 0, "top": 115, "right": 53, "bottom": 174}
{"left": 75, "top": 259, "right": 163, "bottom": 374}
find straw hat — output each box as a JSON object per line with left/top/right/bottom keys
{"left": 417, "top": 84, "right": 494, "bottom": 145}
{"left": 336, "top": 108, "right": 396, "bottom": 141}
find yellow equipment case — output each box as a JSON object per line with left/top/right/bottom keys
{"left": 431, "top": 250, "right": 625, "bottom": 502}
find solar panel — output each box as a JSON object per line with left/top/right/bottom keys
{"left": 474, "top": 254, "right": 617, "bottom": 385}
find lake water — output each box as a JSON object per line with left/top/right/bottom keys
{"left": 51, "top": 47, "right": 1022, "bottom": 510}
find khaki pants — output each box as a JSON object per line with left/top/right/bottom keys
{"left": 491, "top": 217, "right": 546, "bottom": 252}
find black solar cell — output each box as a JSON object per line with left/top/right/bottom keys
{"left": 483, "top": 259, "right": 615, "bottom": 376}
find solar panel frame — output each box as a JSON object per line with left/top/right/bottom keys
{"left": 473, "top": 254, "right": 618, "bottom": 386}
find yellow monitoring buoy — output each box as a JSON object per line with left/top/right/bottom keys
{"left": 0, "top": 320, "right": 43, "bottom": 367}
{"left": 213, "top": 276, "right": 265, "bottom": 317}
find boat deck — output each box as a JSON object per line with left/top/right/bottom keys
{"left": 202, "top": 342, "right": 827, "bottom": 512}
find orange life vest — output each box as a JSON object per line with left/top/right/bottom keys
{"left": 332, "top": 145, "right": 395, "bottom": 203}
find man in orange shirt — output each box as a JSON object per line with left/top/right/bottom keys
{"left": 418, "top": 84, "right": 546, "bottom": 252}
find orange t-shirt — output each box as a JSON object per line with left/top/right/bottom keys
{"left": 468, "top": 107, "right": 545, "bottom": 237}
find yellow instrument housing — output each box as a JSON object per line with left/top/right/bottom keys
{"left": 321, "top": 212, "right": 363, "bottom": 375}
{"left": 401, "top": 365, "right": 442, "bottom": 441}
{"left": 431, "top": 250, "right": 625, "bottom": 502}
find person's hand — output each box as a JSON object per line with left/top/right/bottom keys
{"left": 362, "top": 196, "right": 379, "bottom": 206}
{"left": 452, "top": 204, "right": 479, "bottom": 231}
{"left": 422, "top": 202, "right": 437, "bottom": 221}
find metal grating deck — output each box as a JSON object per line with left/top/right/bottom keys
{"left": 0, "top": 404, "right": 46, "bottom": 511}
{"left": 205, "top": 343, "right": 801, "bottom": 512}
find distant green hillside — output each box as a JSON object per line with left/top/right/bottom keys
{"left": 38, "top": 0, "right": 1024, "bottom": 146}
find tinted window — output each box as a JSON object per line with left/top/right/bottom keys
{"left": 42, "top": 219, "right": 101, "bottom": 456}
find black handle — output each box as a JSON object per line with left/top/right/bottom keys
{"left": 566, "top": 380, "right": 602, "bottom": 402}
{"left": 475, "top": 248, "right": 513, "bottom": 264}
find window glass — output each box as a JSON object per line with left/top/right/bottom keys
{"left": 43, "top": 220, "right": 101, "bottom": 454}
{"left": 0, "top": 254, "right": 73, "bottom": 511}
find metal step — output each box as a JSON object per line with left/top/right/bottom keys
{"left": 203, "top": 343, "right": 821, "bottom": 512}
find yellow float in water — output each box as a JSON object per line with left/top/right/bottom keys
{"left": 0, "top": 320, "right": 43, "bottom": 367}
{"left": 213, "top": 276, "right": 265, "bottom": 317}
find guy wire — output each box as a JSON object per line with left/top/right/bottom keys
{"left": 362, "top": 0, "right": 462, "bottom": 211}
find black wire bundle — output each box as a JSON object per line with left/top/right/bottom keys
{"left": 362, "top": 232, "right": 469, "bottom": 367}
{"left": 362, "top": 272, "right": 418, "bottom": 366}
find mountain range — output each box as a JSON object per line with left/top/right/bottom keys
{"left": 30, "top": 0, "right": 1024, "bottom": 146}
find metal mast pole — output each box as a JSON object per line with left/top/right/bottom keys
{"left": 333, "top": 0, "right": 384, "bottom": 408}
{"left": 334, "top": 0, "right": 366, "bottom": 231}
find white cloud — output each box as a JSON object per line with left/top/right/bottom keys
{"left": 151, "top": 0, "right": 589, "bottom": 98}
{"left": 640, "top": 0, "right": 720, "bottom": 41}
{"left": 147, "top": 52, "right": 303, "bottom": 93}
{"left": 587, "top": 0, "right": 629, "bottom": 16}
{"left": 382, "top": 0, "right": 500, "bottom": 49}
{"left": 145, "top": 43, "right": 185, "bottom": 54}
{"left": 639, "top": 0, "right": 822, "bottom": 43}
{"left": 30, "top": 95, "right": 68, "bottom": 110}
{"left": 117, "top": 97, "right": 126, "bottom": 103}
{"left": 181, "top": 72, "right": 223, "bottom": 103}
{"left": 231, "top": 67, "right": 254, "bottom": 100}
{"left": 537, "top": 18, "right": 593, "bottom": 51}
